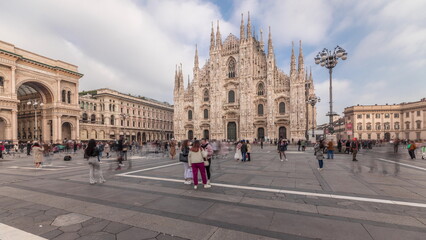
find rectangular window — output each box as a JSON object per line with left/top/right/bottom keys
{"left": 121, "top": 108, "right": 123, "bottom": 113}
{"left": 366, "top": 114, "right": 370, "bottom": 119}
{"left": 375, "top": 114, "right": 381, "bottom": 118}
{"left": 416, "top": 132, "right": 421, "bottom": 140}
{"left": 416, "top": 121, "right": 421, "bottom": 129}
{"left": 394, "top": 113, "right": 399, "bottom": 118}
{"left": 384, "top": 113, "right": 390, "bottom": 118}
{"left": 406, "top": 112, "right": 409, "bottom": 117}
{"left": 417, "top": 111, "right": 421, "bottom": 116}
{"left": 357, "top": 114, "right": 362, "bottom": 119}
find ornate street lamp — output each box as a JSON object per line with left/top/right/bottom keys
{"left": 314, "top": 46, "right": 347, "bottom": 134}
{"left": 120, "top": 113, "right": 128, "bottom": 140}
{"left": 306, "top": 95, "right": 320, "bottom": 138}
{"left": 27, "top": 100, "right": 44, "bottom": 141}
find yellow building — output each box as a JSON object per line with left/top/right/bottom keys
{"left": 343, "top": 99, "right": 426, "bottom": 141}
{"left": 79, "top": 88, "right": 173, "bottom": 142}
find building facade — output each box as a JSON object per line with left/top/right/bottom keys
{"left": 79, "top": 88, "right": 173, "bottom": 142}
{"left": 343, "top": 99, "right": 426, "bottom": 141}
{"left": 0, "top": 40, "right": 83, "bottom": 143}
{"left": 173, "top": 14, "right": 316, "bottom": 141}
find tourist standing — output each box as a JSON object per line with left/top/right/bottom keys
{"left": 188, "top": 140, "right": 211, "bottom": 189}
{"left": 84, "top": 139, "right": 106, "bottom": 185}
{"left": 201, "top": 138, "right": 214, "bottom": 184}
{"left": 314, "top": 140, "right": 325, "bottom": 171}
{"left": 277, "top": 139, "right": 288, "bottom": 161}
{"left": 26, "top": 141, "right": 32, "bottom": 155}
{"left": 260, "top": 139, "right": 263, "bottom": 149}
{"left": 241, "top": 140, "right": 248, "bottom": 162}
{"left": 246, "top": 140, "right": 251, "bottom": 161}
{"left": 32, "top": 142, "right": 43, "bottom": 168}
{"left": 297, "top": 140, "right": 301, "bottom": 151}
{"left": 337, "top": 140, "right": 342, "bottom": 153}
{"left": 327, "top": 140, "right": 334, "bottom": 159}
{"left": 180, "top": 140, "right": 193, "bottom": 184}
{"left": 234, "top": 141, "right": 242, "bottom": 161}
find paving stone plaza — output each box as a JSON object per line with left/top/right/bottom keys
{"left": 1, "top": 144, "right": 426, "bottom": 240}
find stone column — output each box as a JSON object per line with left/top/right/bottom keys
{"left": 52, "top": 116, "right": 58, "bottom": 143}
{"left": 11, "top": 66, "right": 16, "bottom": 97}
{"left": 41, "top": 114, "right": 48, "bottom": 143}
{"left": 57, "top": 115, "right": 62, "bottom": 143}
{"left": 11, "top": 110, "right": 18, "bottom": 144}
{"left": 76, "top": 117, "right": 80, "bottom": 141}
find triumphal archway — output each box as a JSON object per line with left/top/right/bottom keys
{"left": 0, "top": 40, "right": 83, "bottom": 143}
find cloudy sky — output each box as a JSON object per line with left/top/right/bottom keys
{"left": 1, "top": 0, "right": 425, "bottom": 124}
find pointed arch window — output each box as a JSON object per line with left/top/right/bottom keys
{"left": 279, "top": 102, "right": 285, "bottom": 114}
{"left": 188, "top": 110, "right": 193, "bottom": 120}
{"left": 228, "top": 90, "right": 235, "bottom": 103}
{"left": 203, "top": 89, "right": 209, "bottom": 101}
{"left": 228, "top": 57, "right": 236, "bottom": 78}
{"left": 257, "top": 82, "right": 264, "bottom": 96}
{"left": 204, "top": 109, "right": 209, "bottom": 119}
{"left": 258, "top": 104, "right": 264, "bottom": 116}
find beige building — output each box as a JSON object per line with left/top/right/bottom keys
{"left": 79, "top": 88, "right": 173, "bottom": 142}
{"left": 0, "top": 40, "right": 83, "bottom": 143}
{"left": 173, "top": 15, "right": 316, "bottom": 141}
{"left": 343, "top": 98, "right": 426, "bottom": 141}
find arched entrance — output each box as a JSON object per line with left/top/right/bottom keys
{"left": 257, "top": 127, "right": 265, "bottom": 140}
{"left": 227, "top": 122, "right": 237, "bottom": 141}
{"left": 384, "top": 132, "right": 391, "bottom": 141}
{"left": 142, "top": 132, "right": 146, "bottom": 142}
{"left": 188, "top": 130, "right": 194, "bottom": 140}
{"left": 278, "top": 126, "right": 287, "bottom": 139}
{"left": 62, "top": 122, "right": 72, "bottom": 141}
{"left": 17, "top": 81, "right": 54, "bottom": 142}
{"left": 203, "top": 129, "right": 209, "bottom": 139}
{"left": 137, "top": 132, "right": 141, "bottom": 143}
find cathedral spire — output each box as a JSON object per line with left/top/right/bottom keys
{"left": 298, "top": 40, "right": 304, "bottom": 73}
{"left": 216, "top": 20, "right": 222, "bottom": 49}
{"left": 174, "top": 64, "right": 179, "bottom": 91}
{"left": 290, "top": 41, "right": 296, "bottom": 76}
{"left": 210, "top": 22, "right": 215, "bottom": 52}
{"left": 309, "top": 66, "right": 313, "bottom": 82}
{"left": 194, "top": 44, "right": 199, "bottom": 69}
{"left": 187, "top": 75, "right": 190, "bottom": 90}
{"left": 247, "top": 11, "right": 252, "bottom": 39}
{"left": 240, "top": 13, "right": 245, "bottom": 41}
{"left": 268, "top": 26, "right": 273, "bottom": 56}
{"left": 178, "top": 63, "right": 184, "bottom": 91}
{"left": 260, "top": 29, "right": 264, "bottom": 51}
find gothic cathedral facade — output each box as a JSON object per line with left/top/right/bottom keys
{"left": 173, "top": 14, "right": 316, "bottom": 142}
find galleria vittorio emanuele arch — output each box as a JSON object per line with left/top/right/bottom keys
{"left": 0, "top": 40, "right": 83, "bottom": 143}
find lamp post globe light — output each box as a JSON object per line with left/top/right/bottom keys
{"left": 27, "top": 100, "right": 44, "bottom": 141}
{"left": 314, "top": 46, "right": 347, "bottom": 134}
{"left": 306, "top": 95, "right": 320, "bottom": 139}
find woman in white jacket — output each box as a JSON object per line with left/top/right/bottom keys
{"left": 188, "top": 140, "right": 211, "bottom": 189}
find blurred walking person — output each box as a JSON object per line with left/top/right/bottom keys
{"left": 278, "top": 139, "right": 288, "bottom": 161}
{"left": 408, "top": 140, "right": 416, "bottom": 159}
{"left": 32, "top": 142, "right": 44, "bottom": 168}
{"left": 180, "top": 140, "right": 193, "bottom": 184}
{"left": 327, "top": 140, "right": 334, "bottom": 159}
{"left": 234, "top": 141, "right": 243, "bottom": 161}
{"left": 246, "top": 140, "right": 252, "bottom": 161}
{"left": 170, "top": 139, "right": 177, "bottom": 160}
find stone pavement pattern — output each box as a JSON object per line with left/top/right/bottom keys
{"left": 0, "top": 145, "right": 426, "bottom": 239}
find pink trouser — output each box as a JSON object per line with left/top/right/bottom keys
{"left": 191, "top": 162, "right": 207, "bottom": 185}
